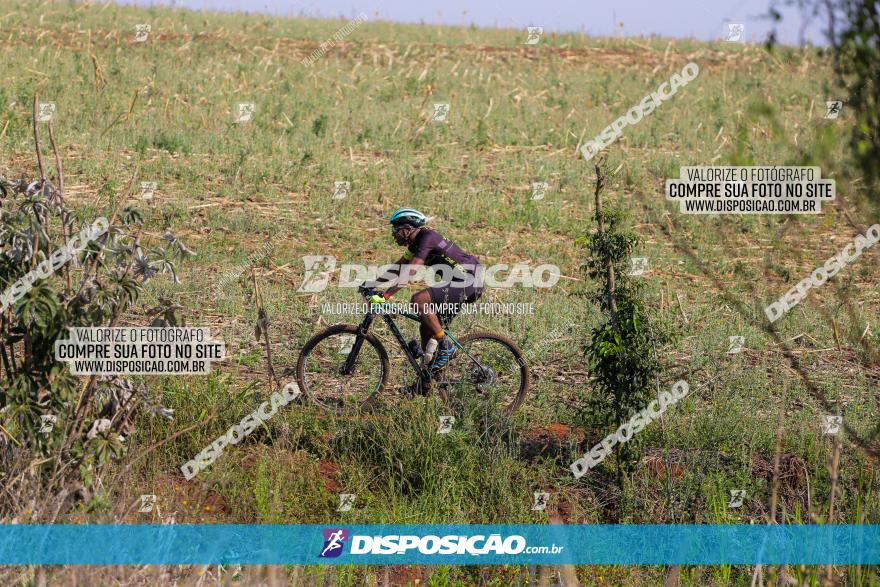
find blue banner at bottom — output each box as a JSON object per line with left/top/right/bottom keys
{"left": 0, "top": 524, "right": 877, "bottom": 565}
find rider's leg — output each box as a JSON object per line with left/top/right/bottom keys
{"left": 415, "top": 287, "right": 462, "bottom": 372}
{"left": 419, "top": 321, "right": 434, "bottom": 349}
{"left": 402, "top": 289, "right": 444, "bottom": 396}
{"left": 411, "top": 289, "right": 444, "bottom": 348}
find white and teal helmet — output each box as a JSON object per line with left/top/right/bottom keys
{"left": 389, "top": 207, "right": 427, "bottom": 227}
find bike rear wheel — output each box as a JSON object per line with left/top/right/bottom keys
{"left": 296, "top": 324, "right": 390, "bottom": 413}
{"left": 438, "top": 331, "right": 529, "bottom": 416}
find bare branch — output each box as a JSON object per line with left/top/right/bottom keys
{"left": 31, "top": 95, "right": 45, "bottom": 181}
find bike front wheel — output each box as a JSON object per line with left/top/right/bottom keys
{"left": 296, "top": 324, "right": 389, "bottom": 413}
{"left": 438, "top": 331, "right": 530, "bottom": 416}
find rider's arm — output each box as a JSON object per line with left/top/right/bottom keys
{"left": 370, "top": 255, "right": 408, "bottom": 287}
{"left": 371, "top": 233, "right": 432, "bottom": 298}
{"left": 383, "top": 256, "right": 424, "bottom": 298}
{"left": 367, "top": 255, "right": 410, "bottom": 299}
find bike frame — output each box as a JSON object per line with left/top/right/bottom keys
{"left": 342, "top": 300, "right": 478, "bottom": 387}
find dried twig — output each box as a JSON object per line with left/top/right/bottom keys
{"left": 593, "top": 157, "right": 618, "bottom": 322}
{"left": 770, "top": 394, "right": 785, "bottom": 522}
{"left": 31, "top": 95, "right": 45, "bottom": 181}
{"left": 252, "top": 268, "right": 277, "bottom": 390}
{"left": 46, "top": 119, "right": 71, "bottom": 289}
{"left": 825, "top": 432, "right": 841, "bottom": 584}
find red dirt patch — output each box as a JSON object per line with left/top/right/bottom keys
{"left": 520, "top": 422, "right": 586, "bottom": 460}
{"left": 385, "top": 565, "right": 429, "bottom": 586}
{"left": 642, "top": 450, "right": 686, "bottom": 480}
{"left": 318, "top": 460, "right": 342, "bottom": 493}
{"left": 132, "top": 474, "right": 229, "bottom": 523}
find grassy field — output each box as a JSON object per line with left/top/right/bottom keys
{"left": 0, "top": 0, "right": 878, "bottom": 584}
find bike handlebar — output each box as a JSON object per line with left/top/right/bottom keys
{"left": 358, "top": 284, "right": 379, "bottom": 298}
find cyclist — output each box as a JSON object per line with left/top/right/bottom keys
{"left": 366, "top": 208, "right": 483, "bottom": 393}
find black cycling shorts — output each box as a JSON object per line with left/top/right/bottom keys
{"left": 427, "top": 282, "right": 483, "bottom": 327}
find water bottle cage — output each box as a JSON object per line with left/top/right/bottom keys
{"left": 406, "top": 339, "right": 423, "bottom": 359}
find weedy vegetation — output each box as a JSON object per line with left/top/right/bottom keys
{"left": 0, "top": 0, "right": 877, "bottom": 584}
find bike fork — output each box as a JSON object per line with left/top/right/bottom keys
{"left": 340, "top": 314, "right": 374, "bottom": 375}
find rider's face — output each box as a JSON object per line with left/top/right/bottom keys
{"left": 392, "top": 224, "right": 413, "bottom": 246}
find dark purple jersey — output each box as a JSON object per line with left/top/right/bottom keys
{"left": 402, "top": 228, "right": 480, "bottom": 274}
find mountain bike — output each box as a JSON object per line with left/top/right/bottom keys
{"left": 296, "top": 285, "right": 530, "bottom": 415}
